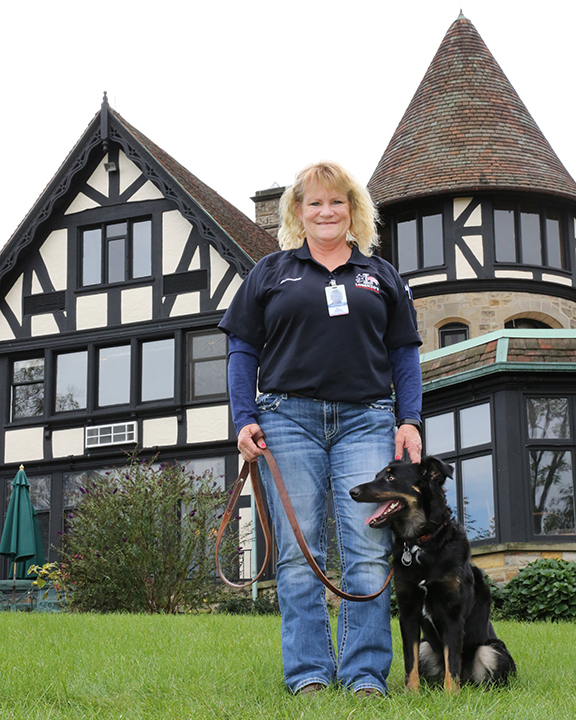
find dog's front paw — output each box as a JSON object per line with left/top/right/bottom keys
{"left": 405, "top": 670, "right": 420, "bottom": 693}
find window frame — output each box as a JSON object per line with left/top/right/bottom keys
{"left": 55, "top": 349, "right": 88, "bottom": 414}
{"left": 6, "top": 326, "right": 229, "bottom": 427}
{"left": 395, "top": 206, "right": 445, "bottom": 274}
{"left": 11, "top": 357, "right": 45, "bottom": 421}
{"left": 424, "top": 399, "right": 496, "bottom": 543}
{"left": 493, "top": 201, "right": 569, "bottom": 271}
{"left": 524, "top": 394, "right": 576, "bottom": 539}
{"left": 438, "top": 322, "right": 469, "bottom": 348}
{"left": 97, "top": 344, "right": 132, "bottom": 408}
{"left": 186, "top": 330, "right": 228, "bottom": 402}
{"left": 79, "top": 217, "right": 152, "bottom": 288}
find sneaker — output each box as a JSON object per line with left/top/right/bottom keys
{"left": 297, "top": 683, "right": 325, "bottom": 696}
{"left": 355, "top": 687, "right": 383, "bottom": 698}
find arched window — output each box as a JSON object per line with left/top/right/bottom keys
{"left": 505, "top": 318, "right": 551, "bottom": 330}
{"left": 439, "top": 322, "right": 469, "bottom": 348}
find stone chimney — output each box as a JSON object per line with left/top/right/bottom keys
{"left": 251, "top": 184, "right": 286, "bottom": 239}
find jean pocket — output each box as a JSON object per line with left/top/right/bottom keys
{"left": 256, "top": 393, "right": 284, "bottom": 413}
{"left": 366, "top": 398, "right": 394, "bottom": 412}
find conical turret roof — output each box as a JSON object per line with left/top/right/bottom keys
{"left": 368, "top": 14, "right": 576, "bottom": 207}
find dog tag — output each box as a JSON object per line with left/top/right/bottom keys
{"left": 401, "top": 544, "right": 413, "bottom": 567}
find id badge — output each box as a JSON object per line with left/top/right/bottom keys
{"left": 325, "top": 282, "right": 349, "bottom": 316}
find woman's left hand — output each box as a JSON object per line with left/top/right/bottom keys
{"left": 394, "top": 424, "right": 422, "bottom": 464}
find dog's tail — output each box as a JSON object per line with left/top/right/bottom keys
{"left": 463, "top": 639, "right": 516, "bottom": 686}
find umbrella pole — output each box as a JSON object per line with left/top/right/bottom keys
{"left": 12, "top": 562, "right": 16, "bottom": 609}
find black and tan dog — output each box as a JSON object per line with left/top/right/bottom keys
{"left": 350, "top": 456, "right": 516, "bottom": 693}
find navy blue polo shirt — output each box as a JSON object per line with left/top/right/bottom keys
{"left": 218, "top": 242, "right": 421, "bottom": 404}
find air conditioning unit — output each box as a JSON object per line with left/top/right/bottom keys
{"left": 85, "top": 421, "right": 138, "bottom": 448}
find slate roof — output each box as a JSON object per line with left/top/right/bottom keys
{"left": 507, "top": 337, "right": 576, "bottom": 363}
{"left": 421, "top": 334, "right": 576, "bottom": 386}
{"left": 368, "top": 14, "right": 576, "bottom": 208}
{"left": 112, "top": 110, "right": 279, "bottom": 263}
{"left": 421, "top": 340, "right": 498, "bottom": 385}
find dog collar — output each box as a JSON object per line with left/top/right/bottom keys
{"left": 400, "top": 522, "right": 447, "bottom": 567}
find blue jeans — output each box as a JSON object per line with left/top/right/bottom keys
{"left": 257, "top": 394, "right": 395, "bottom": 694}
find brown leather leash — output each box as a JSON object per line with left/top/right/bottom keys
{"left": 215, "top": 430, "right": 394, "bottom": 602}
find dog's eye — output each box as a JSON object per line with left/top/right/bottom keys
{"left": 387, "top": 474, "right": 395, "bottom": 482}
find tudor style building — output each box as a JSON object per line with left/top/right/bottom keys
{"left": 0, "top": 94, "right": 277, "bottom": 576}
{"left": 3, "top": 14, "right": 576, "bottom": 586}
{"left": 367, "top": 14, "right": 576, "bottom": 579}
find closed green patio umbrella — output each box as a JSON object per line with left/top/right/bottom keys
{"left": 0, "top": 466, "right": 45, "bottom": 579}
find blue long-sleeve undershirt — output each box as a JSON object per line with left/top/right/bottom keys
{"left": 226, "top": 334, "right": 421, "bottom": 435}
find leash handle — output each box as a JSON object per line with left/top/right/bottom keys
{"left": 215, "top": 458, "right": 272, "bottom": 590}
{"left": 216, "top": 429, "right": 394, "bottom": 602}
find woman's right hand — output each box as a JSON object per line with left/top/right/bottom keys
{"left": 238, "top": 423, "right": 267, "bottom": 462}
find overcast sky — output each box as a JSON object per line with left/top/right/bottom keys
{"left": 1, "top": 0, "right": 575, "bottom": 244}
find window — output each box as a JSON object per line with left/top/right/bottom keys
{"left": 56, "top": 351, "right": 87, "bottom": 412}
{"left": 425, "top": 401, "right": 495, "bottom": 541}
{"left": 9, "top": 328, "right": 225, "bottom": 422}
{"left": 12, "top": 358, "right": 44, "bottom": 419}
{"left": 98, "top": 345, "right": 131, "bottom": 406}
{"left": 141, "top": 339, "right": 174, "bottom": 401}
{"left": 63, "top": 469, "right": 107, "bottom": 510}
{"left": 81, "top": 218, "right": 152, "bottom": 286}
{"left": 439, "top": 322, "right": 469, "bottom": 348}
{"left": 526, "top": 397, "right": 575, "bottom": 536}
{"left": 183, "top": 456, "right": 226, "bottom": 490}
{"left": 397, "top": 209, "right": 444, "bottom": 274}
{"left": 187, "top": 331, "right": 227, "bottom": 400}
{"left": 494, "top": 203, "right": 566, "bottom": 269}
{"left": 505, "top": 318, "right": 551, "bottom": 330}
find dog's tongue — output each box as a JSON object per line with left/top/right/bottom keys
{"left": 365, "top": 501, "right": 394, "bottom": 526}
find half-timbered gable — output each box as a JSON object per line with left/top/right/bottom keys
{"left": 0, "top": 95, "right": 277, "bottom": 569}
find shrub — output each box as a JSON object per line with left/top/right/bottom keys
{"left": 28, "top": 562, "right": 70, "bottom": 607}
{"left": 60, "top": 457, "right": 245, "bottom": 613}
{"left": 500, "top": 558, "right": 576, "bottom": 622}
{"left": 218, "top": 588, "right": 280, "bottom": 615}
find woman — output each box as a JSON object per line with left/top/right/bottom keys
{"left": 219, "top": 161, "right": 422, "bottom": 696}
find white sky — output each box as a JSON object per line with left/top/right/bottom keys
{"left": 1, "top": 0, "right": 575, "bottom": 244}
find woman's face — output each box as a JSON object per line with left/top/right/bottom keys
{"left": 296, "top": 183, "right": 351, "bottom": 249}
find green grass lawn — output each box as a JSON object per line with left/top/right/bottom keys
{"left": 0, "top": 613, "right": 574, "bottom": 719}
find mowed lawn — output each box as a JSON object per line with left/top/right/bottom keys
{"left": 0, "top": 613, "right": 574, "bottom": 719}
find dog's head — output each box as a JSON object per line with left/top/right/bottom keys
{"left": 349, "top": 456, "right": 454, "bottom": 538}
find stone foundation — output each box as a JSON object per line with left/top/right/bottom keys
{"left": 471, "top": 543, "right": 576, "bottom": 584}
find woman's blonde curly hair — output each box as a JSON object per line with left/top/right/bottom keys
{"left": 277, "top": 161, "right": 379, "bottom": 256}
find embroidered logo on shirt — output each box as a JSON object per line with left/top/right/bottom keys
{"left": 355, "top": 273, "right": 380, "bottom": 293}
{"left": 280, "top": 277, "right": 302, "bottom": 284}
{"left": 404, "top": 283, "right": 414, "bottom": 302}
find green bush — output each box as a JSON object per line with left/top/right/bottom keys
{"left": 60, "top": 456, "right": 245, "bottom": 613}
{"left": 500, "top": 558, "right": 576, "bottom": 622}
{"left": 218, "top": 588, "right": 280, "bottom": 615}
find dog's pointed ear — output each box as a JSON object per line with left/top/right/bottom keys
{"left": 419, "top": 456, "right": 454, "bottom": 484}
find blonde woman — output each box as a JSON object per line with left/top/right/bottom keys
{"left": 219, "top": 161, "right": 422, "bottom": 697}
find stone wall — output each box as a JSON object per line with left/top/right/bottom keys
{"left": 471, "top": 544, "right": 576, "bottom": 584}
{"left": 415, "top": 290, "right": 576, "bottom": 353}
{"left": 251, "top": 186, "right": 285, "bottom": 239}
